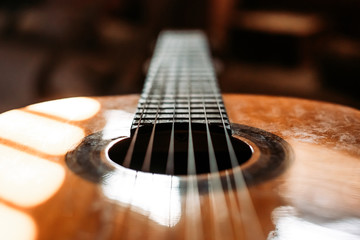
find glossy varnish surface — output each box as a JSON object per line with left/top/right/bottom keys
{"left": 0, "top": 94, "right": 359, "bottom": 239}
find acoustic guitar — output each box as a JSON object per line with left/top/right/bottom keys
{"left": 0, "top": 31, "right": 359, "bottom": 240}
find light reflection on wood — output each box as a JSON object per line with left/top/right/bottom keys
{"left": 0, "top": 144, "right": 65, "bottom": 207}
{"left": 0, "top": 203, "right": 36, "bottom": 240}
{"left": 269, "top": 206, "right": 360, "bottom": 240}
{"left": 26, "top": 97, "right": 101, "bottom": 121}
{"left": 280, "top": 140, "right": 360, "bottom": 219}
{"left": 0, "top": 110, "right": 85, "bottom": 156}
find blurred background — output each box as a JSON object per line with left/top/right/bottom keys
{"left": 0, "top": 0, "right": 359, "bottom": 113}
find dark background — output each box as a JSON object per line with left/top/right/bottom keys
{"left": 0, "top": 0, "right": 359, "bottom": 112}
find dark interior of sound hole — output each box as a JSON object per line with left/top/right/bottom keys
{"left": 107, "top": 123, "right": 252, "bottom": 175}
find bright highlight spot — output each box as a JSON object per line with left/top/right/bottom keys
{"left": 0, "top": 110, "right": 85, "bottom": 155}
{"left": 0, "top": 203, "right": 36, "bottom": 240}
{"left": 102, "top": 110, "right": 134, "bottom": 139}
{"left": 0, "top": 144, "right": 65, "bottom": 207}
{"left": 102, "top": 171, "right": 181, "bottom": 227}
{"left": 282, "top": 141, "right": 360, "bottom": 218}
{"left": 27, "top": 97, "right": 101, "bottom": 121}
{"left": 269, "top": 206, "right": 360, "bottom": 240}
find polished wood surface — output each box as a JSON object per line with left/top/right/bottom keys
{"left": 0, "top": 94, "right": 359, "bottom": 240}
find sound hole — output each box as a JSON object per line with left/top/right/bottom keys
{"left": 107, "top": 123, "right": 252, "bottom": 175}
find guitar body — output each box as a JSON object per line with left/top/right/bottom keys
{"left": 0, "top": 94, "right": 359, "bottom": 240}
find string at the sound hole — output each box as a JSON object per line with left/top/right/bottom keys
{"left": 165, "top": 41, "right": 180, "bottom": 175}
{"left": 122, "top": 47, "right": 165, "bottom": 169}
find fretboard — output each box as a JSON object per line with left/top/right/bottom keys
{"left": 132, "top": 31, "right": 230, "bottom": 131}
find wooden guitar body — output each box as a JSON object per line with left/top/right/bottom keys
{"left": 0, "top": 94, "right": 359, "bottom": 240}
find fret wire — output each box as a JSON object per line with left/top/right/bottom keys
{"left": 142, "top": 109, "right": 226, "bottom": 114}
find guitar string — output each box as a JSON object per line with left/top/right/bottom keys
{"left": 198, "top": 45, "right": 245, "bottom": 238}
{"left": 116, "top": 38, "right": 168, "bottom": 239}
{"left": 143, "top": 36, "right": 180, "bottom": 174}
{"left": 165, "top": 37, "right": 179, "bottom": 234}
{"left": 140, "top": 37, "right": 175, "bottom": 235}
{"left": 224, "top": 167, "right": 245, "bottom": 239}
{"left": 141, "top": 64, "right": 167, "bottom": 172}
{"left": 121, "top": 38, "right": 176, "bottom": 239}
{"left": 199, "top": 40, "right": 243, "bottom": 238}
{"left": 187, "top": 44, "right": 197, "bottom": 176}
{"left": 111, "top": 73, "right": 166, "bottom": 236}
{"left": 138, "top": 37, "right": 183, "bottom": 233}
{"left": 200, "top": 79, "right": 235, "bottom": 239}
{"left": 122, "top": 40, "right": 164, "bottom": 169}
{"left": 200, "top": 58, "right": 245, "bottom": 237}
{"left": 165, "top": 41, "right": 179, "bottom": 175}
{"left": 185, "top": 46, "right": 205, "bottom": 240}
{"left": 207, "top": 62, "right": 265, "bottom": 239}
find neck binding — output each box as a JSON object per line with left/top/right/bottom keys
{"left": 132, "top": 31, "right": 230, "bottom": 132}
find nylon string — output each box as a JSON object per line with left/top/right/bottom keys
{"left": 141, "top": 67, "right": 167, "bottom": 172}
{"left": 185, "top": 46, "right": 204, "bottom": 240}
{"left": 122, "top": 41, "right": 165, "bottom": 169}
{"left": 201, "top": 83, "right": 235, "bottom": 239}
{"left": 165, "top": 42, "right": 180, "bottom": 175}
{"left": 206, "top": 60, "right": 264, "bottom": 239}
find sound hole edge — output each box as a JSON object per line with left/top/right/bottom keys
{"left": 107, "top": 123, "right": 253, "bottom": 176}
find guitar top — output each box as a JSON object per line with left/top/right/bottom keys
{"left": 0, "top": 31, "right": 359, "bottom": 240}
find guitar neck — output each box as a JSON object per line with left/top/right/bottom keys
{"left": 132, "top": 31, "right": 230, "bottom": 131}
